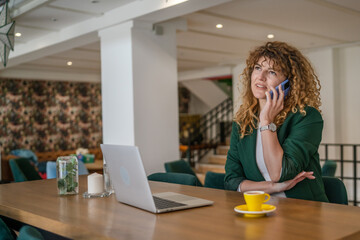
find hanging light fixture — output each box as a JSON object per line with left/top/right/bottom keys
{"left": 0, "top": 1, "right": 15, "bottom": 67}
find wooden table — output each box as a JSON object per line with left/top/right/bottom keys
{"left": 84, "top": 160, "right": 103, "bottom": 174}
{"left": 0, "top": 176, "right": 360, "bottom": 240}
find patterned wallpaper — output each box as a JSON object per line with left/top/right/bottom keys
{"left": 0, "top": 79, "right": 102, "bottom": 155}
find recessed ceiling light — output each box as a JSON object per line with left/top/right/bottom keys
{"left": 267, "top": 34, "right": 275, "bottom": 39}
{"left": 67, "top": 61, "right": 73, "bottom": 66}
{"left": 216, "top": 24, "right": 223, "bottom": 29}
{"left": 15, "top": 32, "right": 22, "bottom": 37}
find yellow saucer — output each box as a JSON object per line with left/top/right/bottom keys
{"left": 234, "top": 204, "right": 276, "bottom": 218}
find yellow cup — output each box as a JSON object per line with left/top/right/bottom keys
{"left": 244, "top": 191, "right": 270, "bottom": 211}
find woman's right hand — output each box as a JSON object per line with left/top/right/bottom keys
{"left": 271, "top": 171, "right": 315, "bottom": 193}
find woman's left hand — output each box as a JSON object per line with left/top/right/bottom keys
{"left": 271, "top": 171, "right": 315, "bottom": 193}
{"left": 259, "top": 84, "right": 284, "bottom": 125}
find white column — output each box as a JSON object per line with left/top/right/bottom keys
{"left": 232, "top": 62, "right": 246, "bottom": 114}
{"left": 99, "top": 20, "right": 181, "bottom": 174}
{"left": 306, "top": 48, "right": 336, "bottom": 143}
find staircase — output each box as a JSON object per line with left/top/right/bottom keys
{"left": 195, "top": 138, "right": 230, "bottom": 185}
{"left": 179, "top": 97, "right": 233, "bottom": 184}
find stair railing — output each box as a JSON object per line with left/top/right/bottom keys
{"left": 320, "top": 143, "right": 360, "bottom": 206}
{"left": 183, "top": 97, "right": 233, "bottom": 166}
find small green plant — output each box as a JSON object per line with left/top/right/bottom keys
{"left": 57, "top": 156, "right": 78, "bottom": 195}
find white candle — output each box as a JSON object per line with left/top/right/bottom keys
{"left": 87, "top": 173, "right": 104, "bottom": 194}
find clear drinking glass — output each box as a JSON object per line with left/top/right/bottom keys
{"left": 103, "top": 158, "right": 114, "bottom": 194}
{"left": 56, "top": 156, "right": 79, "bottom": 195}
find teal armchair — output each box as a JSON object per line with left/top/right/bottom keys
{"left": 148, "top": 172, "right": 199, "bottom": 186}
{"left": 322, "top": 176, "right": 348, "bottom": 205}
{"left": 9, "top": 158, "right": 42, "bottom": 182}
{"left": 164, "top": 159, "right": 203, "bottom": 186}
{"left": 0, "top": 217, "right": 16, "bottom": 240}
{"left": 204, "top": 172, "right": 225, "bottom": 190}
{"left": 321, "top": 160, "right": 337, "bottom": 177}
{"left": 17, "top": 225, "right": 44, "bottom": 240}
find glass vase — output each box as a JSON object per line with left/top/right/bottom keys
{"left": 56, "top": 156, "right": 79, "bottom": 195}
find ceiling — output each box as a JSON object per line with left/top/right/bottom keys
{"left": 2, "top": 0, "right": 360, "bottom": 81}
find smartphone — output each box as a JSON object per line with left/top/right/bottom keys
{"left": 269, "top": 79, "right": 290, "bottom": 99}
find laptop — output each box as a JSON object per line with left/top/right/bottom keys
{"left": 100, "top": 144, "right": 213, "bottom": 213}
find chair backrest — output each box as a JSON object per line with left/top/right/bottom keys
{"left": 9, "top": 158, "right": 42, "bottom": 182}
{"left": 17, "top": 225, "right": 44, "bottom": 240}
{"left": 78, "top": 160, "right": 89, "bottom": 175}
{"left": 10, "top": 149, "right": 38, "bottom": 164}
{"left": 164, "top": 159, "right": 203, "bottom": 186}
{"left": 148, "top": 172, "right": 199, "bottom": 186}
{"left": 322, "top": 176, "right": 348, "bottom": 205}
{"left": 46, "top": 161, "right": 57, "bottom": 179}
{"left": 321, "top": 160, "right": 337, "bottom": 177}
{"left": 204, "top": 172, "right": 225, "bottom": 190}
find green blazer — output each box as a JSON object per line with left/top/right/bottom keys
{"left": 225, "top": 106, "right": 328, "bottom": 202}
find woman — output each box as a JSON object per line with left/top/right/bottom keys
{"left": 225, "top": 41, "right": 328, "bottom": 201}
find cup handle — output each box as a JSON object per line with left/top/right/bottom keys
{"left": 264, "top": 193, "right": 270, "bottom": 203}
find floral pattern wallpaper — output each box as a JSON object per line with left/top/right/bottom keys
{"left": 0, "top": 79, "right": 102, "bottom": 155}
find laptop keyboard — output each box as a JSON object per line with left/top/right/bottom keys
{"left": 153, "top": 196, "right": 187, "bottom": 210}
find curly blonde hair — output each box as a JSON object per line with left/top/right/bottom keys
{"left": 235, "top": 41, "right": 321, "bottom": 138}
